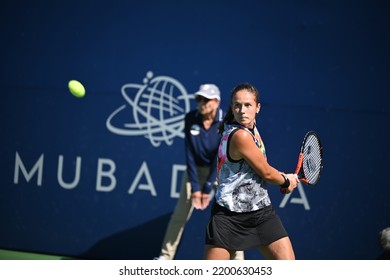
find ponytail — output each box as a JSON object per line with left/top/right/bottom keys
{"left": 218, "top": 108, "right": 234, "bottom": 134}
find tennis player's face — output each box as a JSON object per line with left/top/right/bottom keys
{"left": 231, "top": 90, "right": 260, "bottom": 128}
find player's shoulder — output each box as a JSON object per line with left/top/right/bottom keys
{"left": 232, "top": 127, "right": 251, "bottom": 137}
{"left": 229, "top": 127, "right": 254, "bottom": 144}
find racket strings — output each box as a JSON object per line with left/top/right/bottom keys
{"left": 302, "top": 135, "right": 323, "bottom": 184}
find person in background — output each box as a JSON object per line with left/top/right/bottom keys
{"left": 204, "top": 82, "right": 298, "bottom": 260}
{"left": 377, "top": 227, "right": 390, "bottom": 260}
{"left": 154, "top": 84, "right": 244, "bottom": 260}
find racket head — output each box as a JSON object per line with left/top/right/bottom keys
{"left": 296, "top": 130, "right": 323, "bottom": 185}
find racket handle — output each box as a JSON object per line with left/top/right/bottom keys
{"left": 279, "top": 187, "right": 287, "bottom": 194}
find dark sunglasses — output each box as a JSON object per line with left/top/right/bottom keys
{"left": 195, "top": 96, "right": 212, "bottom": 103}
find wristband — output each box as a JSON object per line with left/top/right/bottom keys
{"left": 280, "top": 174, "right": 290, "bottom": 189}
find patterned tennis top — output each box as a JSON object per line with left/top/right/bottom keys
{"left": 215, "top": 123, "right": 271, "bottom": 212}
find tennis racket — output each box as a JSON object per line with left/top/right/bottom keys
{"left": 280, "top": 131, "right": 323, "bottom": 194}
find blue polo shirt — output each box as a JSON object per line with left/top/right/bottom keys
{"left": 184, "top": 108, "right": 223, "bottom": 194}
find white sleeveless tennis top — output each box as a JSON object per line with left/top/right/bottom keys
{"left": 215, "top": 123, "right": 271, "bottom": 213}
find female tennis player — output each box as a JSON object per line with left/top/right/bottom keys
{"left": 204, "top": 82, "right": 299, "bottom": 260}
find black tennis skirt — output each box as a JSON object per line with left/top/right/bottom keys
{"left": 205, "top": 202, "right": 288, "bottom": 251}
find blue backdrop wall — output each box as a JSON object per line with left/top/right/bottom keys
{"left": 0, "top": 0, "right": 389, "bottom": 260}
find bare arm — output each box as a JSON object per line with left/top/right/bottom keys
{"left": 229, "top": 129, "right": 297, "bottom": 191}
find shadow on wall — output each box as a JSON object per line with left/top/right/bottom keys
{"left": 81, "top": 213, "right": 172, "bottom": 260}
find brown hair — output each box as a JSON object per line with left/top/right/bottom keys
{"left": 218, "top": 82, "right": 260, "bottom": 134}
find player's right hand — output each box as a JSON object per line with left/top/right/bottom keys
{"left": 285, "top": 173, "right": 299, "bottom": 193}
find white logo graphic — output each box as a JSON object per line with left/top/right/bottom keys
{"left": 106, "top": 71, "right": 193, "bottom": 147}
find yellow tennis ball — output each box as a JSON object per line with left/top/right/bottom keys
{"left": 68, "top": 80, "right": 86, "bottom": 98}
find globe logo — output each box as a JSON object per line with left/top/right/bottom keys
{"left": 106, "top": 71, "right": 193, "bottom": 147}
